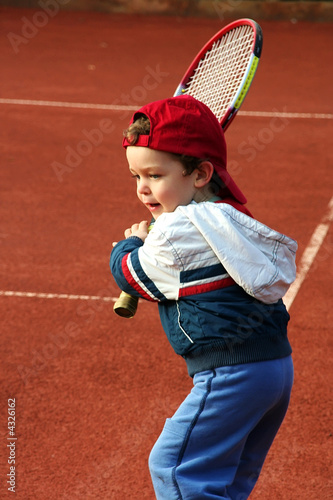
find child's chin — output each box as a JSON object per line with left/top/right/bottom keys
{"left": 152, "top": 210, "right": 162, "bottom": 219}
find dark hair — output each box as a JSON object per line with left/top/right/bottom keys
{"left": 124, "top": 115, "right": 225, "bottom": 195}
{"left": 124, "top": 114, "right": 150, "bottom": 145}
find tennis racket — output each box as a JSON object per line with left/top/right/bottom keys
{"left": 114, "top": 19, "right": 262, "bottom": 318}
{"left": 174, "top": 18, "right": 263, "bottom": 131}
{"left": 113, "top": 290, "right": 139, "bottom": 318}
{"left": 114, "top": 221, "right": 154, "bottom": 318}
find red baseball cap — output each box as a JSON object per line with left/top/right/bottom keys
{"left": 122, "top": 95, "right": 246, "bottom": 204}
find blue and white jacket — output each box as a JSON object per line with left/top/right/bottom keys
{"left": 110, "top": 202, "right": 297, "bottom": 376}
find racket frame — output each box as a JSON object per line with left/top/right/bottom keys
{"left": 174, "top": 18, "right": 263, "bottom": 131}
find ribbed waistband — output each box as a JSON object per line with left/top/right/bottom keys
{"left": 184, "top": 336, "right": 292, "bottom": 377}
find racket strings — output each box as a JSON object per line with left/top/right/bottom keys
{"left": 184, "top": 25, "right": 254, "bottom": 121}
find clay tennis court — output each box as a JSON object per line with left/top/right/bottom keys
{"left": 0, "top": 6, "right": 332, "bottom": 499}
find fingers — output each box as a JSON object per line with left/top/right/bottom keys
{"left": 124, "top": 227, "right": 132, "bottom": 239}
{"left": 124, "top": 220, "right": 149, "bottom": 240}
{"left": 113, "top": 220, "right": 148, "bottom": 248}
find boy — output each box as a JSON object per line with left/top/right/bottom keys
{"left": 110, "top": 95, "right": 297, "bottom": 499}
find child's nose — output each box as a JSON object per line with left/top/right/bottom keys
{"left": 137, "top": 179, "right": 150, "bottom": 195}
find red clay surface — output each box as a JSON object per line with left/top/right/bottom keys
{"left": 0, "top": 7, "right": 332, "bottom": 499}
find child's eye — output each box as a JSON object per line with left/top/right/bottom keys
{"left": 150, "top": 174, "right": 160, "bottom": 179}
{"left": 131, "top": 174, "right": 140, "bottom": 180}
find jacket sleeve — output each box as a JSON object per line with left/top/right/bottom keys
{"left": 178, "top": 203, "right": 297, "bottom": 304}
{"left": 110, "top": 237, "right": 146, "bottom": 298}
{"left": 110, "top": 230, "right": 181, "bottom": 302}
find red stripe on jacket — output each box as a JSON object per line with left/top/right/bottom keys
{"left": 179, "top": 277, "right": 235, "bottom": 298}
{"left": 121, "top": 254, "right": 155, "bottom": 301}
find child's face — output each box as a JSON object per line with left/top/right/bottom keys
{"left": 126, "top": 146, "right": 199, "bottom": 219}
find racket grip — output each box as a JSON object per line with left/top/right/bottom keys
{"left": 113, "top": 291, "right": 139, "bottom": 318}
{"left": 113, "top": 219, "right": 154, "bottom": 319}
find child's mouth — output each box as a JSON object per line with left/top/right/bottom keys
{"left": 146, "top": 203, "right": 160, "bottom": 211}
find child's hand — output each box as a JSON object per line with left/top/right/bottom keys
{"left": 124, "top": 220, "right": 149, "bottom": 242}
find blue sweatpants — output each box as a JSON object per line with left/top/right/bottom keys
{"left": 149, "top": 356, "right": 293, "bottom": 500}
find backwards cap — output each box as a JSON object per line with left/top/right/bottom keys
{"left": 122, "top": 95, "right": 246, "bottom": 204}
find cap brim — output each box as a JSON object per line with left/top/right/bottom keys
{"left": 216, "top": 167, "right": 247, "bottom": 204}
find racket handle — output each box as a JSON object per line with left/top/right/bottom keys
{"left": 113, "top": 291, "right": 139, "bottom": 318}
{"left": 113, "top": 219, "right": 154, "bottom": 319}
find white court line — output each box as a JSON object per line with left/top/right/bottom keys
{"left": 0, "top": 97, "right": 332, "bottom": 120}
{"left": 0, "top": 290, "right": 118, "bottom": 302}
{"left": 239, "top": 110, "right": 333, "bottom": 120}
{"left": 0, "top": 98, "right": 137, "bottom": 111}
{"left": 283, "top": 195, "right": 333, "bottom": 310}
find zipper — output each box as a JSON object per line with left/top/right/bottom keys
{"left": 176, "top": 302, "right": 194, "bottom": 344}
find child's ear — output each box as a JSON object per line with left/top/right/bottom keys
{"left": 194, "top": 161, "right": 214, "bottom": 188}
